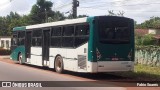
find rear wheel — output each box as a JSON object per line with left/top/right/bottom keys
{"left": 18, "top": 53, "right": 23, "bottom": 64}
{"left": 55, "top": 56, "right": 64, "bottom": 73}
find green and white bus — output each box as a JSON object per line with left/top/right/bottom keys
{"left": 10, "top": 16, "right": 134, "bottom": 73}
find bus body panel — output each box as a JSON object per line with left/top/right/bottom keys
{"left": 97, "top": 61, "right": 134, "bottom": 72}
{"left": 87, "top": 61, "right": 134, "bottom": 73}
{"left": 49, "top": 43, "right": 88, "bottom": 72}
{"left": 30, "top": 47, "right": 43, "bottom": 66}
{"left": 10, "top": 46, "right": 25, "bottom": 62}
{"left": 94, "top": 16, "right": 134, "bottom": 72}
{"left": 87, "top": 17, "right": 96, "bottom": 62}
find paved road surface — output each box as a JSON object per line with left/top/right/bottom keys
{"left": 0, "top": 60, "right": 159, "bottom": 90}
{"left": 0, "top": 61, "right": 126, "bottom": 90}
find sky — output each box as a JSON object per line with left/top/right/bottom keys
{"left": 0, "top": 0, "right": 160, "bottom": 24}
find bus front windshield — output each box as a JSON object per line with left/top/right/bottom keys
{"left": 98, "top": 17, "right": 131, "bottom": 44}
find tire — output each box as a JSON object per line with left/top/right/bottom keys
{"left": 55, "top": 56, "right": 64, "bottom": 73}
{"left": 18, "top": 53, "right": 23, "bottom": 64}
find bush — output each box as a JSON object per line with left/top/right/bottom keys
{"left": 142, "top": 34, "right": 154, "bottom": 45}
{"left": 135, "top": 34, "right": 155, "bottom": 45}
{"left": 0, "top": 48, "right": 11, "bottom": 55}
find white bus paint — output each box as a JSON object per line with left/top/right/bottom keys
{"left": 49, "top": 43, "right": 88, "bottom": 72}
{"left": 97, "top": 61, "right": 134, "bottom": 72}
{"left": 24, "top": 17, "right": 91, "bottom": 72}
{"left": 26, "top": 18, "right": 87, "bottom": 30}
{"left": 30, "top": 47, "right": 43, "bottom": 66}
{"left": 26, "top": 43, "right": 89, "bottom": 72}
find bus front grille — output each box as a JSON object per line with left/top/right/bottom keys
{"left": 78, "top": 55, "right": 87, "bottom": 69}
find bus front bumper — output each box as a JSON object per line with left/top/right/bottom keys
{"left": 87, "top": 61, "right": 134, "bottom": 73}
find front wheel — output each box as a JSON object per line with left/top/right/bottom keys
{"left": 54, "top": 56, "right": 64, "bottom": 73}
{"left": 18, "top": 53, "right": 23, "bottom": 64}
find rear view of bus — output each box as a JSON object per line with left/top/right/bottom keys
{"left": 88, "top": 16, "right": 134, "bottom": 73}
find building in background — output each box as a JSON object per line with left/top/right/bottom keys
{"left": 0, "top": 36, "right": 11, "bottom": 50}
{"left": 135, "top": 29, "right": 160, "bottom": 45}
{"left": 135, "top": 29, "right": 149, "bottom": 36}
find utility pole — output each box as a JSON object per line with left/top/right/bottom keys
{"left": 45, "top": 9, "right": 48, "bottom": 23}
{"left": 72, "top": 0, "right": 79, "bottom": 18}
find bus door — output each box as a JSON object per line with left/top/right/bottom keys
{"left": 25, "top": 31, "right": 32, "bottom": 61}
{"left": 42, "top": 29, "right": 50, "bottom": 66}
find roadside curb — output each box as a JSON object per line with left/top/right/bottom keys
{"left": 0, "top": 55, "right": 10, "bottom": 59}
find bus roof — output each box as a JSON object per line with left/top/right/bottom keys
{"left": 13, "top": 16, "right": 133, "bottom": 31}
{"left": 13, "top": 17, "right": 89, "bottom": 31}
{"left": 26, "top": 17, "right": 88, "bottom": 30}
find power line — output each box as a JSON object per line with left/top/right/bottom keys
{"left": 53, "top": 0, "right": 72, "bottom": 11}
{"left": 78, "top": 7, "right": 160, "bottom": 13}
{"left": 52, "top": 0, "right": 160, "bottom": 15}
{"left": 80, "top": 2, "right": 160, "bottom": 8}
{"left": 52, "top": 0, "right": 131, "bottom": 12}
{"left": 80, "top": 0, "right": 140, "bottom": 5}
{"left": 54, "top": 2, "right": 72, "bottom": 11}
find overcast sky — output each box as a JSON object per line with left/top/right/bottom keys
{"left": 0, "top": 0, "right": 160, "bottom": 24}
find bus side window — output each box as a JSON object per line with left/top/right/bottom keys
{"left": 32, "top": 30, "right": 42, "bottom": 46}
{"left": 62, "top": 26, "right": 74, "bottom": 47}
{"left": 75, "top": 24, "right": 89, "bottom": 36}
{"left": 18, "top": 31, "right": 25, "bottom": 45}
{"left": 63, "top": 26, "right": 74, "bottom": 36}
{"left": 51, "top": 27, "right": 61, "bottom": 36}
{"left": 51, "top": 27, "right": 62, "bottom": 47}
{"left": 74, "top": 24, "right": 89, "bottom": 47}
{"left": 12, "top": 35, "right": 17, "bottom": 46}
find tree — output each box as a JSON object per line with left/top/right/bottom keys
{"left": 136, "top": 17, "right": 160, "bottom": 29}
{"left": 67, "top": 14, "right": 88, "bottom": 19}
{"left": 108, "top": 10, "right": 125, "bottom": 16}
{"left": 0, "top": 0, "right": 88, "bottom": 36}
{"left": 52, "top": 11, "right": 65, "bottom": 22}
{"left": 30, "top": 0, "right": 54, "bottom": 24}
{"left": 0, "top": 11, "right": 31, "bottom": 36}
{"left": 77, "top": 15, "right": 88, "bottom": 18}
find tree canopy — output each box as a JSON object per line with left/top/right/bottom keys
{"left": 136, "top": 17, "right": 160, "bottom": 29}
{"left": 30, "top": 0, "right": 54, "bottom": 24}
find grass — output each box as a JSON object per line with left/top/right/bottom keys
{"left": 116, "top": 64, "right": 160, "bottom": 81}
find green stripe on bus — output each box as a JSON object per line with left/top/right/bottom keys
{"left": 13, "top": 26, "right": 26, "bottom": 31}
{"left": 87, "top": 16, "right": 96, "bottom": 62}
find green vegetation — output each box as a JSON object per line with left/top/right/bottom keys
{"left": 108, "top": 10, "right": 125, "bottom": 16}
{"left": 136, "top": 17, "right": 160, "bottom": 29}
{"left": 135, "top": 34, "right": 155, "bottom": 46}
{"left": 0, "top": 48, "right": 11, "bottom": 55}
{"left": 117, "top": 64, "right": 160, "bottom": 81}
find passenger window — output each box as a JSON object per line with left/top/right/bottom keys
{"left": 32, "top": 29, "right": 42, "bottom": 46}
{"left": 12, "top": 35, "right": 17, "bottom": 45}
{"left": 63, "top": 26, "right": 74, "bottom": 36}
{"left": 62, "top": 37, "right": 74, "bottom": 47}
{"left": 18, "top": 31, "right": 25, "bottom": 45}
{"left": 51, "top": 37, "right": 61, "bottom": 47}
{"left": 75, "top": 24, "right": 89, "bottom": 36}
{"left": 18, "top": 31, "right": 25, "bottom": 38}
{"left": 74, "top": 24, "right": 89, "bottom": 47}
{"left": 51, "top": 27, "right": 61, "bottom": 36}
{"left": 61, "top": 26, "right": 74, "bottom": 48}
{"left": 32, "top": 30, "right": 42, "bottom": 37}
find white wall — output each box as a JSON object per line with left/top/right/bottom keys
{"left": 0, "top": 37, "right": 11, "bottom": 50}
{"left": 149, "top": 29, "right": 160, "bottom": 35}
{"left": 149, "top": 29, "right": 156, "bottom": 34}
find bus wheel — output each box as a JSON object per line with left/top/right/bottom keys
{"left": 18, "top": 53, "right": 23, "bottom": 64}
{"left": 55, "top": 56, "right": 64, "bottom": 73}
